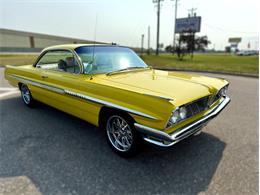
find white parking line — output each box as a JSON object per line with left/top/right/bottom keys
{"left": 0, "top": 87, "right": 19, "bottom": 98}
{"left": 0, "top": 87, "right": 18, "bottom": 91}
{"left": 0, "top": 91, "right": 19, "bottom": 98}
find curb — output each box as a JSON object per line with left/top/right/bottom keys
{"left": 155, "top": 68, "right": 259, "bottom": 78}
{"left": 0, "top": 64, "right": 8, "bottom": 68}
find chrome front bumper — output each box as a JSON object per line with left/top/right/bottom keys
{"left": 134, "top": 96, "right": 231, "bottom": 147}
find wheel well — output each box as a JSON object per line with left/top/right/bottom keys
{"left": 98, "top": 106, "right": 135, "bottom": 128}
{"left": 18, "top": 82, "right": 22, "bottom": 90}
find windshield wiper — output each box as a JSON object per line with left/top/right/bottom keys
{"left": 106, "top": 67, "right": 148, "bottom": 76}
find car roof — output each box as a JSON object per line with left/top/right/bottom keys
{"left": 43, "top": 43, "right": 117, "bottom": 51}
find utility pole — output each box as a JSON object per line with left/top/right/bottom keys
{"left": 147, "top": 26, "right": 151, "bottom": 55}
{"left": 153, "top": 0, "right": 163, "bottom": 55}
{"left": 172, "top": 0, "right": 179, "bottom": 53}
{"left": 188, "top": 7, "right": 197, "bottom": 17}
{"left": 141, "top": 34, "right": 145, "bottom": 55}
{"left": 187, "top": 8, "right": 197, "bottom": 59}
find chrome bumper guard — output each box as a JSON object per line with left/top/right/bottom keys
{"left": 134, "top": 96, "right": 231, "bottom": 147}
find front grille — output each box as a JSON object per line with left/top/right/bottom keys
{"left": 186, "top": 96, "right": 209, "bottom": 118}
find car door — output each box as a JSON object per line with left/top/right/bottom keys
{"left": 33, "top": 49, "right": 100, "bottom": 124}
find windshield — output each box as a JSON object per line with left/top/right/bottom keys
{"left": 75, "top": 46, "right": 148, "bottom": 74}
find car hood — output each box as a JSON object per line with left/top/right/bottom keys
{"left": 95, "top": 69, "right": 228, "bottom": 106}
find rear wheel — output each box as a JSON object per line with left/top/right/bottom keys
{"left": 104, "top": 112, "right": 141, "bottom": 157}
{"left": 20, "top": 84, "right": 35, "bottom": 107}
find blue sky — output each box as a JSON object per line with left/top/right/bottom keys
{"left": 0, "top": 0, "right": 259, "bottom": 50}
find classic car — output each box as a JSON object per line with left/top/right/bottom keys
{"left": 5, "top": 44, "right": 230, "bottom": 157}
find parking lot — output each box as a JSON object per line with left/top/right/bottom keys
{"left": 0, "top": 67, "right": 258, "bottom": 195}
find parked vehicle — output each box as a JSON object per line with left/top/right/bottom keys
{"left": 236, "top": 50, "right": 258, "bottom": 56}
{"left": 5, "top": 44, "right": 230, "bottom": 157}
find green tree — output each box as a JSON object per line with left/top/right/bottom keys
{"left": 194, "top": 36, "right": 211, "bottom": 51}
{"left": 178, "top": 34, "right": 211, "bottom": 59}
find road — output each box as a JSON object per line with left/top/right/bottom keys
{"left": 0, "top": 67, "right": 258, "bottom": 195}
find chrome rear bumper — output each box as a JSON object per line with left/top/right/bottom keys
{"left": 134, "top": 96, "right": 231, "bottom": 147}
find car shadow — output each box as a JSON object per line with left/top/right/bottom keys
{"left": 0, "top": 97, "right": 226, "bottom": 195}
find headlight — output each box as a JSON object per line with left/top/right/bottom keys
{"left": 167, "top": 106, "right": 188, "bottom": 127}
{"left": 170, "top": 109, "right": 179, "bottom": 124}
{"left": 219, "top": 85, "right": 228, "bottom": 96}
{"left": 223, "top": 85, "right": 228, "bottom": 95}
{"left": 219, "top": 88, "right": 225, "bottom": 96}
{"left": 179, "top": 107, "right": 187, "bottom": 119}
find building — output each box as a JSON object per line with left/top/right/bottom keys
{"left": 0, "top": 28, "right": 105, "bottom": 53}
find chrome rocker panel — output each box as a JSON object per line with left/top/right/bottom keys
{"left": 134, "top": 96, "right": 231, "bottom": 147}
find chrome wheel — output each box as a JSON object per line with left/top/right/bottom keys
{"left": 106, "top": 115, "right": 133, "bottom": 152}
{"left": 21, "top": 85, "right": 31, "bottom": 104}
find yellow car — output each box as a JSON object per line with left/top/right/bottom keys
{"left": 5, "top": 44, "right": 230, "bottom": 157}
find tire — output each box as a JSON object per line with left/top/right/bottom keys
{"left": 103, "top": 112, "right": 141, "bottom": 157}
{"left": 20, "top": 84, "right": 35, "bottom": 107}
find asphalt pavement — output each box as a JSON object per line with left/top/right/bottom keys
{"left": 0, "top": 67, "right": 258, "bottom": 195}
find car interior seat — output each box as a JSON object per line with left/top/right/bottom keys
{"left": 58, "top": 59, "right": 67, "bottom": 71}
{"left": 65, "top": 57, "right": 80, "bottom": 73}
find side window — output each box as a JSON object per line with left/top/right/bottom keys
{"left": 36, "top": 50, "right": 80, "bottom": 74}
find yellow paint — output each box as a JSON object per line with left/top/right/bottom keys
{"left": 4, "top": 45, "right": 229, "bottom": 134}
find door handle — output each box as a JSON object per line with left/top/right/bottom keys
{"left": 41, "top": 75, "right": 48, "bottom": 79}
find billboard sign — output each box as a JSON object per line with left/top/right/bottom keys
{"left": 175, "top": 17, "right": 201, "bottom": 33}
{"left": 228, "top": 37, "right": 242, "bottom": 43}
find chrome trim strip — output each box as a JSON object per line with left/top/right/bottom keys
{"left": 9, "top": 74, "right": 157, "bottom": 120}
{"left": 143, "top": 124, "right": 204, "bottom": 147}
{"left": 9, "top": 75, "right": 64, "bottom": 94}
{"left": 135, "top": 96, "right": 231, "bottom": 147}
{"left": 143, "top": 126, "right": 203, "bottom": 147}
{"left": 64, "top": 89, "right": 157, "bottom": 120}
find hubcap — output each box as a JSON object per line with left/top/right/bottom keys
{"left": 106, "top": 115, "right": 133, "bottom": 152}
{"left": 21, "top": 85, "right": 30, "bottom": 104}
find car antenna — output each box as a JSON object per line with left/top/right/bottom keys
{"left": 90, "top": 13, "right": 98, "bottom": 80}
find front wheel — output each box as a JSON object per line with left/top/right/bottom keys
{"left": 105, "top": 113, "right": 141, "bottom": 157}
{"left": 20, "top": 84, "right": 35, "bottom": 107}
